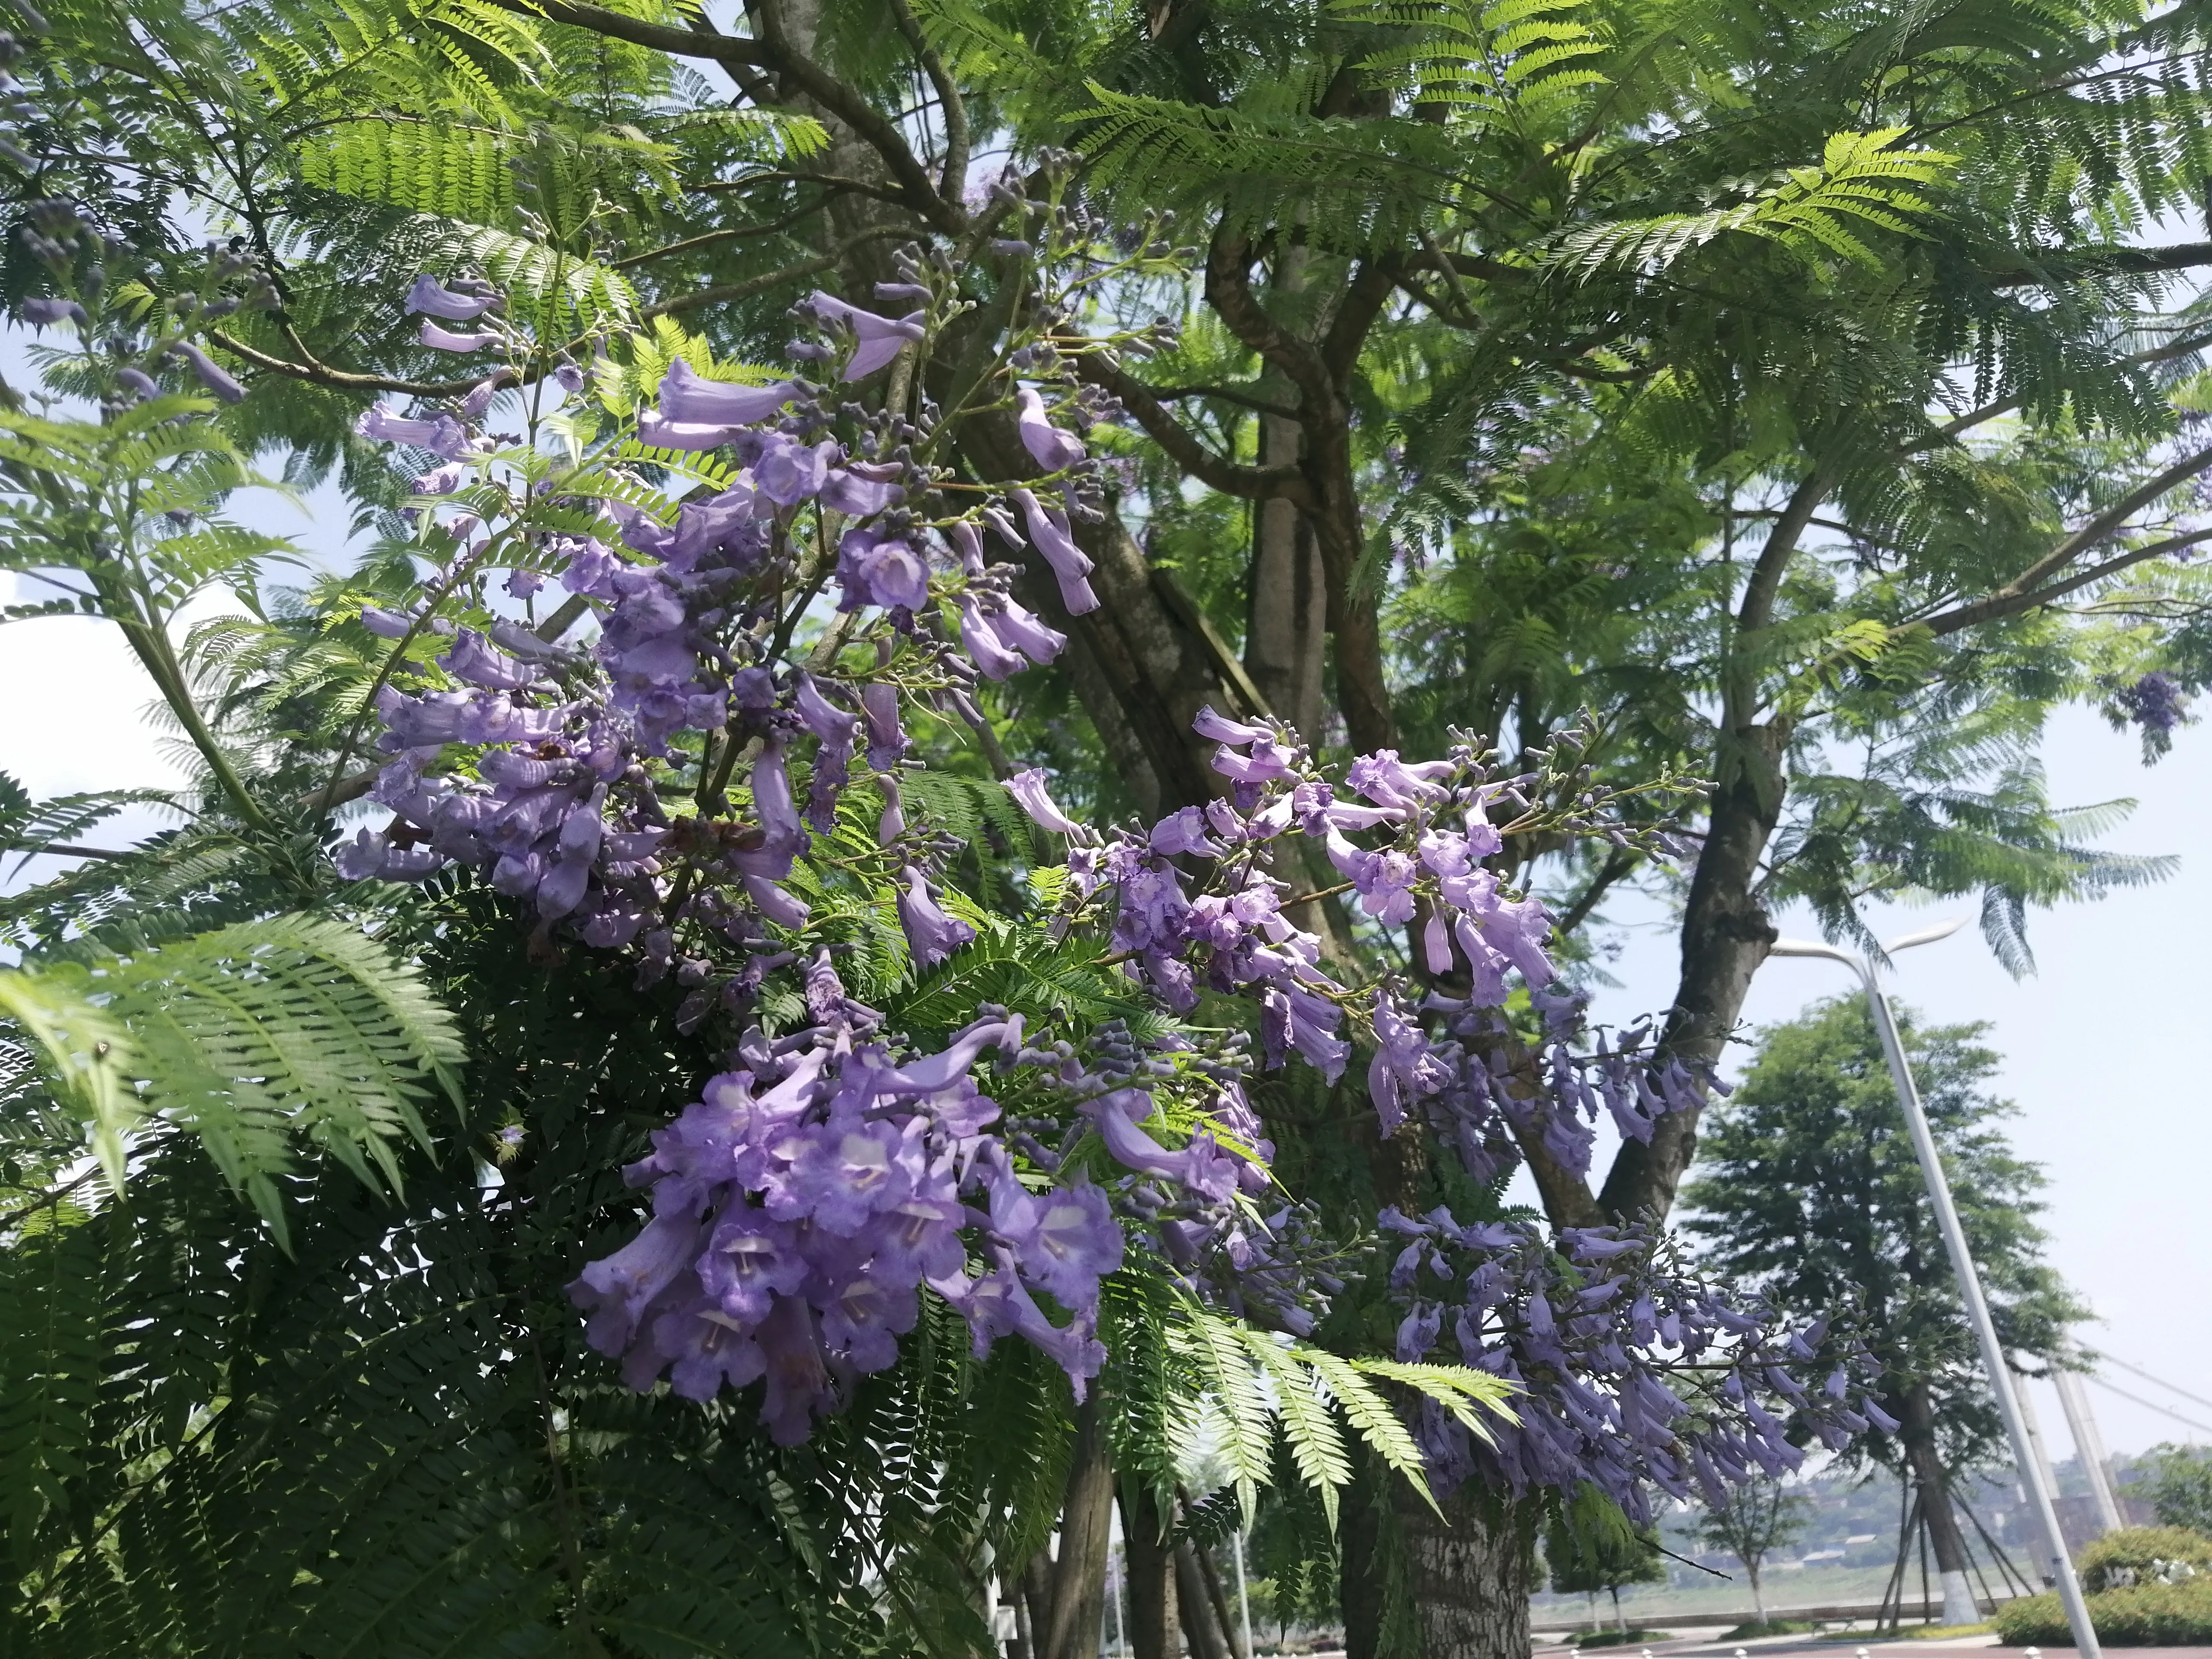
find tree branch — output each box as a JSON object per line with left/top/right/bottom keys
{"left": 1915, "top": 440, "right": 2212, "bottom": 635}
{"left": 750, "top": 0, "right": 963, "bottom": 234}
{"left": 885, "top": 0, "right": 968, "bottom": 200}
{"left": 489, "top": 0, "right": 771, "bottom": 66}
{"left": 1922, "top": 523, "right": 2212, "bottom": 636}
{"left": 639, "top": 228, "right": 916, "bottom": 318}
{"left": 1984, "top": 241, "right": 2212, "bottom": 287}
{"left": 1319, "top": 257, "right": 1399, "bottom": 388}
{"left": 1204, "top": 227, "right": 1336, "bottom": 415}
{"left": 1073, "top": 352, "right": 1313, "bottom": 503}
{"left": 207, "top": 330, "right": 512, "bottom": 399}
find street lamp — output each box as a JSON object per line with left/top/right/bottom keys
{"left": 1768, "top": 920, "right": 2102, "bottom": 1659}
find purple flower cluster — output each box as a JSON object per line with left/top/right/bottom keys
{"left": 341, "top": 273, "right": 1103, "bottom": 976}
{"left": 570, "top": 972, "right": 1309, "bottom": 1441}
{"left": 1380, "top": 1208, "right": 1895, "bottom": 1522}
{"left": 1004, "top": 714, "right": 1591, "bottom": 1140}
{"left": 2117, "top": 670, "right": 2187, "bottom": 737}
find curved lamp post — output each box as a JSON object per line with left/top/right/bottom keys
{"left": 1769, "top": 920, "right": 2101, "bottom": 1658}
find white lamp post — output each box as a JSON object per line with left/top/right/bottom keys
{"left": 1768, "top": 919, "right": 2101, "bottom": 1659}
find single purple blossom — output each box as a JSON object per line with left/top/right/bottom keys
{"left": 406, "top": 273, "right": 500, "bottom": 320}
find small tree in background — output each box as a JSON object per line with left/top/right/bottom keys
{"left": 1682, "top": 997, "right": 2087, "bottom": 1606}
{"left": 1549, "top": 1488, "right": 1668, "bottom": 1635}
{"left": 1694, "top": 1477, "right": 1811, "bottom": 1625}
{"left": 2139, "top": 1446, "right": 2212, "bottom": 1535}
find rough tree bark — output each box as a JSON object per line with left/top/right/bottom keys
{"left": 1121, "top": 1485, "right": 1181, "bottom": 1659}
{"left": 1039, "top": 1395, "right": 1118, "bottom": 1659}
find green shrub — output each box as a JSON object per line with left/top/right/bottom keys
{"left": 1573, "top": 1630, "right": 1674, "bottom": 1647}
{"left": 1719, "top": 1621, "right": 1811, "bottom": 1640}
{"left": 1994, "top": 1578, "right": 2212, "bottom": 1646}
{"left": 2076, "top": 1526, "right": 2212, "bottom": 1594}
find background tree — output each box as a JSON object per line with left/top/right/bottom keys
{"left": 1546, "top": 1488, "right": 1667, "bottom": 1636}
{"left": 1682, "top": 997, "right": 2087, "bottom": 1623}
{"left": 1694, "top": 1477, "right": 1812, "bottom": 1628}
{"left": 2139, "top": 1446, "right": 2212, "bottom": 1535}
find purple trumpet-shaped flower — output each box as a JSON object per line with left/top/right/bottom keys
{"left": 419, "top": 319, "right": 502, "bottom": 353}
{"left": 820, "top": 462, "right": 906, "bottom": 518}
{"left": 1368, "top": 989, "right": 1449, "bottom": 1137}
{"left": 406, "top": 273, "right": 500, "bottom": 320}
{"left": 959, "top": 597, "right": 1026, "bottom": 680}
{"left": 357, "top": 403, "right": 472, "bottom": 459}
{"left": 806, "top": 290, "right": 926, "bottom": 380}
{"left": 752, "top": 434, "right": 836, "bottom": 505}
{"left": 658, "top": 359, "right": 798, "bottom": 426}
{"left": 1007, "top": 768, "right": 1084, "bottom": 836}
{"left": 1016, "top": 387, "right": 1086, "bottom": 471}
{"left": 896, "top": 865, "right": 976, "bottom": 968}
{"left": 1008, "top": 487, "right": 1100, "bottom": 614}
{"left": 568, "top": 1211, "right": 706, "bottom": 1356}
{"left": 990, "top": 595, "right": 1066, "bottom": 666}
{"left": 1262, "top": 986, "right": 1350, "bottom": 1083}
{"left": 168, "top": 341, "right": 244, "bottom": 403}
{"left": 836, "top": 526, "right": 931, "bottom": 613}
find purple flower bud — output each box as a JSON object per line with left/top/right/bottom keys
{"left": 115, "top": 367, "right": 159, "bottom": 401}
{"left": 1008, "top": 487, "right": 1098, "bottom": 614}
{"left": 1016, "top": 387, "right": 1086, "bottom": 471}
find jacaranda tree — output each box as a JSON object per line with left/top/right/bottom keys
{"left": 0, "top": 1, "right": 2203, "bottom": 1657}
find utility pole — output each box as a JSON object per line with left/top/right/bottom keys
{"left": 2053, "top": 1364, "right": 2126, "bottom": 1535}
{"left": 1770, "top": 921, "right": 2102, "bottom": 1659}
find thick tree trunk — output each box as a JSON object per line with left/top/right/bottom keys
{"left": 1395, "top": 1481, "right": 1538, "bottom": 1659}
{"left": 1897, "top": 1382, "right": 1981, "bottom": 1623}
{"left": 1041, "top": 1394, "right": 1118, "bottom": 1659}
{"left": 1245, "top": 248, "right": 1328, "bottom": 745}
{"left": 1176, "top": 1541, "right": 1235, "bottom": 1659}
{"left": 1122, "top": 1486, "right": 1181, "bottom": 1659}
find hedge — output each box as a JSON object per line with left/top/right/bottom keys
{"left": 1995, "top": 1578, "right": 2212, "bottom": 1646}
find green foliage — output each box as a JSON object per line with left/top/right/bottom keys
{"left": 1682, "top": 995, "right": 2086, "bottom": 1475}
{"left": 2077, "top": 1526, "right": 2212, "bottom": 1595}
{"left": 1994, "top": 1578, "right": 2212, "bottom": 1647}
{"left": 2139, "top": 1445, "right": 2212, "bottom": 1535}
{"left": 1544, "top": 1484, "right": 1663, "bottom": 1598}
{"left": 0, "top": 915, "right": 464, "bottom": 1236}
{"left": 1549, "top": 130, "right": 1955, "bottom": 278}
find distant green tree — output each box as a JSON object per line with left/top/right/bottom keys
{"left": 1694, "top": 1477, "right": 1812, "bottom": 1625}
{"left": 1682, "top": 998, "right": 2087, "bottom": 1611}
{"left": 2138, "top": 1446, "right": 2212, "bottom": 1536}
{"left": 1548, "top": 1489, "right": 1667, "bottom": 1635}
